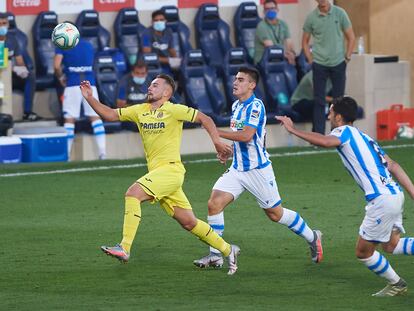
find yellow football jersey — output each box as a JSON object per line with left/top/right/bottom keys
{"left": 118, "top": 102, "right": 198, "bottom": 171}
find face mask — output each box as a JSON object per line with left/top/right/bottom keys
{"left": 0, "top": 26, "right": 8, "bottom": 36}
{"left": 133, "top": 76, "right": 146, "bottom": 85}
{"left": 153, "top": 21, "right": 166, "bottom": 32}
{"left": 265, "top": 10, "right": 278, "bottom": 20}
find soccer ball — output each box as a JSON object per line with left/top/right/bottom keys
{"left": 396, "top": 124, "right": 414, "bottom": 139}
{"left": 51, "top": 22, "right": 80, "bottom": 50}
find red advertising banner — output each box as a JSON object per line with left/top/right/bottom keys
{"left": 178, "top": 0, "right": 218, "bottom": 9}
{"left": 94, "top": 0, "right": 135, "bottom": 12}
{"left": 6, "top": 0, "right": 49, "bottom": 15}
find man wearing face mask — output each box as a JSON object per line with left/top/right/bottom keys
{"left": 0, "top": 12, "right": 41, "bottom": 121}
{"left": 254, "top": 0, "right": 296, "bottom": 65}
{"left": 116, "top": 60, "right": 149, "bottom": 108}
{"left": 141, "top": 10, "right": 180, "bottom": 74}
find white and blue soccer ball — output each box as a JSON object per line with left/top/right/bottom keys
{"left": 51, "top": 22, "right": 80, "bottom": 50}
{"left": 396, "top": 124, "right": 414, "bottom": 139}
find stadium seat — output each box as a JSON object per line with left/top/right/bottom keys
{"left": 142, "top": 53, "right": 163, "bottom": 81}
{"left": 160, "top": 5, "right": 192, "bottom": 58}
{"left": 180, "top": 49, "right": 230, "bottom": 126}
{"left": 6, "top": 12, "right": 34, "bottom": 71}
{"left": 94, "top": 54, "right": 118, "bottom": 108}
{"left": 32, "top": 11, "right": 58, "bottom": 90}
{"left": 194, "top": 4, "right": 232, "bottom": 76}
{"left": 258, "top": 46, "right": 298, "bottom": 118}
{"left": 223, "top": 48, "right": 265, "bottom": 108}
{"left": 114, "top": 7, "right": 146, "bottom": 67}
{"left": 233, "top": 2, "right": 261, "bottom": 63}
{"left": 76, "top": 10, "right": 110, "bottom": 53}
{"left": 296, "top": 49, "right": 312, "bottom": 82}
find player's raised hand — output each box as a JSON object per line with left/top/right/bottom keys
{"left": 80, "top": 80, "right": 93, "bottom": 99}
{"left": 276, "top": 115, "right": 295, "bottom": 133}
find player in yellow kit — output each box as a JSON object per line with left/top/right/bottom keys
{"left": 80, "top": 74, "right": 240, "bottom": 275}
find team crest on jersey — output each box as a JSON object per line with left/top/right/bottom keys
{"left": 157, "top": 112, "right": 164, "bottom": 118}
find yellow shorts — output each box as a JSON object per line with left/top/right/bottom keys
{"left": 137, "top": 163, "right": 192, "bottom": 217}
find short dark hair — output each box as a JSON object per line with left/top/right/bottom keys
{"left": 152, "top": 10, "right": 165, "bottom": 20}
{"left": 0, "top": 12, "right": 8, "bottom": 19}
{"left": 156, "top": 74, "right": 176, "bottom": 93}
{"left": 264, "top": 0, "right": 278, "bottom": 6}
{"left": 133, "top": 59, "right": 147, "bottom": 70}
{"left": 331, "top": 96, "right": 358, "bottom": 123}
{"left": 238, "top": 66, "right": 260, "bottom": 85}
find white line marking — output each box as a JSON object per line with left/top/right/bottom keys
{"left": 1, "top": 144, "right": 413, "bottom": 178}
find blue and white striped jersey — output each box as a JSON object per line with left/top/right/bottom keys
{"left": 330, "top": 125, "right": 401, "bottom": 201}
{"left": 230, "top": 94, "right": 271, "bottom": 171}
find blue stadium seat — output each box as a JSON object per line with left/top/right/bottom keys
{"left": 94, "top": 54, "right": 118, "bottom": 108}
{"left": 258, "top": 46, "right": 298, "bottom": 117}
{"left": 6, "top": 12, "right": 34, "bottom": 71}
{"left": 180, "top": 50, "right": 230, "bottom": 126}
{"left": 160, "top": 5, "right": 192, "bottom": 58}
{"left": 233, "top": 2, "right": 261, "bottom": 63}
{"left": 114, "top": 7, "right": 146, "bottom": 67}
{"left": 142, "top": 53, "right": 162, "bottom": 81}
{"left": 223, "top": 48, "right": 265, "bottom": 108}
{"left": 32, "top": 11, "right": 58, "bottom": 90}
{"left": 76, "top": 10, "right": 110, "bottom": 53}
{"left": 194, "top": 4, "right": 232, "bottom": 76}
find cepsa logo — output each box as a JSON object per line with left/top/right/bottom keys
{"left": 7, "top": 0, "right": 48, "bottom": 15}
{"left": 93, "top": 0, "right": 134, "bottom": 12}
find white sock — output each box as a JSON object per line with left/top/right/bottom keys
{"left": 393, "top": 237, "right": 414, "bottom": 255}
{"left": 359, "top": 251, "right": 400, "bottom": 284}
{"left": 208, "top": 212, "right": 224, "bottom": 255}
{"left": 278, "top": 208, "right": 314, "bottom": 243}
{"left": 91, "top": 120, "right": 106, "bottom": 158}
{"left": 64, "top": 123, "right": 75, "bottom": 156}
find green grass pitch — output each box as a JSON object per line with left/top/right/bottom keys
{"left": 1, "top": 143, "right": 413, "bottom": 310}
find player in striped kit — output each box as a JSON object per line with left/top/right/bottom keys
{"left": 193, "top": 67, "right": 323, "bottom": 273}
{"left": 277, "top": 96, "right": 414, "bottom": 296}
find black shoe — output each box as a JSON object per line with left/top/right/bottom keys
{"left": 23, "top": 112, "right": 42, "bottom": 121}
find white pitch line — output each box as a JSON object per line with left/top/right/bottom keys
{"left": 1, "top": 143, "right": 413, "bottom": 178}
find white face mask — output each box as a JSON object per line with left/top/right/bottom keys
{"left": 133, "top": 76, "right": 146, "bottom": 85}
{"left": 153, "top": 21, "right": 166, "bottom": 32}
{"left": 0, "top": 26, "right": 8, "bottom": 36}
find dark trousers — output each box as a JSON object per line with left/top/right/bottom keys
{"left": 312, "top": 61, "right": 346, "bottom": 134}
{"left": 12, "top": 71, "right": 35, "bottom": 114}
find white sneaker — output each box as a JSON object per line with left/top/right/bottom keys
{"left": 227, "top": 244, "right": 240, "bottom": 276}
{"left": 372, "top": 278, "right": 408, "bottom": 297}
{"left": 193, "top": 253, "right": 224, "bottom": 268}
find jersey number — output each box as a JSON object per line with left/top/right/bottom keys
{"left": 370, "top": 141, "right": 387, "bottom": 166}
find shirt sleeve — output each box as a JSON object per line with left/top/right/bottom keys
{"left": 256, "top": 22, "right": 271, "bottom": 42}
{"left": 282, "top": 21, "right": 291, "bottom": 39}
{"left": 9, "top": 36, "right": 21, "bottom": 57}
{"left": 141, "top": 29, "right": 151, "bottom": 48}
{"left": 117, "top": 105, "right": 141, "bottom": 123}
{"left": 245, "top": 102, "right": 263, "bottom": 128}
{"left": 329, "top": 126, "right": 351, "bottom": 145}
{"left": 340, "top": 8, "right": 352, "bottom": 31}
{"left": 302, "top": 14, "right": 312, "bottom": 33}
{"left": 170, "top": 104, "right": 198, "bottom": 122}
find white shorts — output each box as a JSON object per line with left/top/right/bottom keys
{"left": 359, "top": 192, "right": 405, "bottom": 243}
{"left": 62, "top": 86, "right": 99, "bottom": 119}
{"left": 213, "top": 164, "right": 281, "bottom": 209}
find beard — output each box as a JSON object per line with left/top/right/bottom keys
{"left": 147, "top": 93, "right": 162, "bottom": 103}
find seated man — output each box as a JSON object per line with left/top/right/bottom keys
{"left": 0, "top": 12, "right": 41, "bottom": 121}
{"left": 141, "top": 10, "right": 181, "bottom": 74}
{"left": 290, "top": 70, "right": 332, "bottom": 122}
{"left": 253, "top": 0, "right": 296, "bottom": 65}
{"left": 116, "top": 59, "right": 148, "bottom": 108}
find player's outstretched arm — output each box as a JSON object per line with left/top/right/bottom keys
{"left": 218, "top": 126, "right": 256, "bottom": 143}
{"left": 276, "top": 116, "right": 341, "bottom": 148}
{"left": 80, "top": 80, "right": 119, "bottom": 122}
{"left": 194, "top": 111, "right": 232, "bottom": 158}
{"left": 385, "top": 155, "right": 414, "bottom": 200}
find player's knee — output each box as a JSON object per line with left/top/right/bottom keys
{"left": 180, "top": 218, "right": 197, "bottom": 231}
{"left": 207, "top": 198, "right": 222, "bottom": 215}
{"left": 382, "top": 241, "right": 398, "bottom": 253}
{"left": 355, "top": 248, "right": 373, "bottom": 259}
{"left": 265, "top": 205, "right": 283, "bottom": 222}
